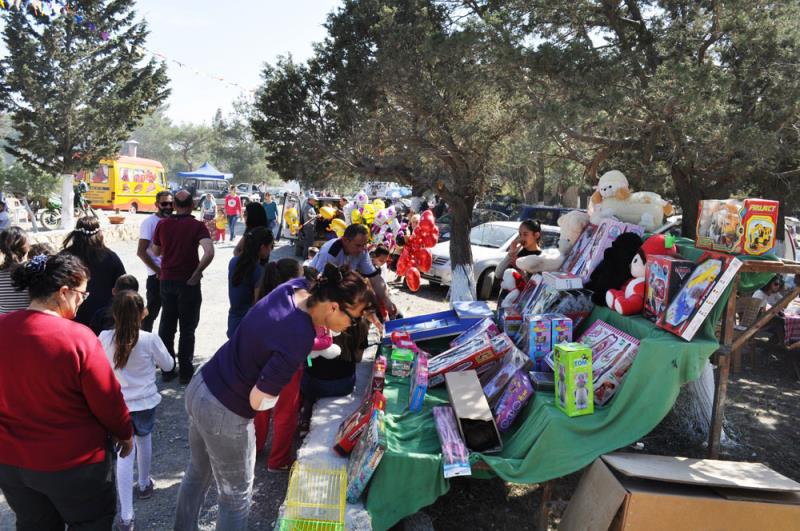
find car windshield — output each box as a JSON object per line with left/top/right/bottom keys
{"left": 470, "top": 224, "right": 517, "bottom": 248}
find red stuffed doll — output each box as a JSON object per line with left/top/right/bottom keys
{"left": 606, "top": 235, "right": 678, "bottom": 315}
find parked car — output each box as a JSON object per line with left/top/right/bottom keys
{"left": 517, "top": 204, "right": 577, "bottom": 225}
{"left": 435, "top": 209, "right": 511, "bottom": 242}
{"left": 423, "top": 221, "right": 560, "bottom": 300}
{"left": 235, "top": 183, "right": 262, "bottom": 205}
{"left": 185, "top": 177, "right": 231, "bottom": 209}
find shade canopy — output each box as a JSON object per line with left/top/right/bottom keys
{"left": 177, "top": 162, "right": 226, "bottom": 179}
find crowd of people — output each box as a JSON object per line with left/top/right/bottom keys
{"left": 0, "top": 188, "right": 398, "bottom": 530}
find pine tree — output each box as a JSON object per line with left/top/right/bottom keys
{"left": 0, "top": 1, "right": 170, "bottom": 228}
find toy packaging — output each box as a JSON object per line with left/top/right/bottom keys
{"left": 499, "top": 307, "right": 524, "bottom": 340}
{"left": 542, "top": 271, "right": 583, "bottom": 290}
{"left": 521, "top": 314, "right": 552, "bottom": 366}
{"left": 548, "top": 289, "right": 594, "bottom": 329}
{"left": 492, "top": 368, "right": 534, "bottom": 432}
{"left": 514, "top": 275, "right": 543, "bottom": 312}
{"left": 428, "top": 334, "right": 502, "bottom": 387}
{"left": 345, "top": 410, "right": 386, "bottom": 503}
{"left": 383, "top": 310, "right": 483, "bottom": 345}
{"left": 368, "top": 355, "right": 387, "bottom": 394}
{"left": 449, "top": 317, "right": 500, "bottom": 348}
{"left": 445, "top": 370, "right": 503, "bottom": 453}
{"left": 452, "top": 301, "right": 494, "bottom": 319}
{"left": 657, "top": 252, "right": 743, "bottom": 341}
{"left": 578, "top": 321, "right": 640, "bottom": 407}
{"left": 529, "top": 371, "right": 555, "bottom": 392}
{"left": 432, "top": 406, "right": 472, "bottom": 478}
{"left": 545, "top": 313, "right": 573, "bottom": 352}
{"left": 333, "top": 391, "right": 386, "bottom": 456}
{"left": 695, "top": 199, "right": 779, "bottom": 256}
{"left": 390, "top": 330, "right": 418, "bottom": 351}
{"left": 554, "top": 343, "right": 594, "bottom": 417}
{"left": 408, "top": 353, "right": 428, "bottom": 413}
{"left": 482, "top": 358, "right": 520, "bottom": 405}
{"left": 643, "top": 255, "right": 696, "bottom": 322}
{"left": 391, "top": 347, "right": 415, "bottom": 378}
{"left": 561, "top": 219, "right": 645, "bottom": 283}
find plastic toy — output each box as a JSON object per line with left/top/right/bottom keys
{"left": 432, "top": 406, "right": 472, "bottom": 478}
{"left": 554, "top": 342, "right": 594, "bottom": 417}
{"left": 283, "top": 207, "right": 300, "bottom": 236}
{"left": 278, "top": 463, "right": 346, "bottom": 531}
{"left": 643, "top": 256, "right": 695, "bottom": 322}
{"left": 695, "top": 199, "right": 779, "bottom": 255}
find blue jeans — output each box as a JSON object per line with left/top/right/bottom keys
{"left": 175, "top": 374, "right": 255, "bottom": 531}
{"left": 227, "top": 215, "right": 238, "bottom": 240}
{"left": 158, "top": 280, "right": 202, "bottom": 378}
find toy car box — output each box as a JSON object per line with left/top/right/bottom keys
{"left": 696, "top": 198, "right": 779, "bottom": 256}
{"left": 554, "top": 342, "right": 594, "bottom": 417}
{"left": 382, "top": 310, "right": 483, "bottom": 345}
{"left": 333, "top": 391, "right": 386, "bottom": 456}
{"left": 345, "top": 409, "right": 386, "bottom": 503}
{"left": 643, "top": 255, "right": 696, "bottom": 322}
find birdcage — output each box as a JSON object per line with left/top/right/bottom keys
{"left": 276, "top": 462, "right": 347, "bottom": 531}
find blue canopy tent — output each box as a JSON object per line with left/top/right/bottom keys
{"left": 176, "top": 162, "right": 227, "bottom": 179}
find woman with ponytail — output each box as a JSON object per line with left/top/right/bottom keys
{"left": 176, "top": 263, "right": 377, "bottom": 530}
{"left": 227, "top": 227, "right": 274, "bottom": 337}
{"left": 0, "top": 253, "right": 132, "bottom": 529}
{"left": 0, "top": 226, "right": 30, "bottom": 313}
{"left": 99, "top": 290, "right": 174, "bottom": 531}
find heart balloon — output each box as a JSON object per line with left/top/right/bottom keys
{"left": 330, "top": 218, "right": 347, "bottom": 237}
{"left": 420, "top": 231, "right": 437, "bottom": 248}
{"left": 414, "top": 247, "right": 432, "bottom": 272}
{"left": 396, "top": 253, "right": 410, "bottom": 276}
{"left": 421, "top": 209, "right": 435, "bottom": 224}
{"left": 406, "top": 267, "right": 421, "bottom": 292}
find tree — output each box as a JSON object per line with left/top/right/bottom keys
{"left": 170, "top": 123, "right": 213, "bottom": 172}
{"left": 1, "top": 162, "right": 60, "bottom": 232}
{"left": 130, "top": 106, "right": 183, "bottom": 174}
{"left": 253, "top": 0, "right": 532, "bottom": 300}
{"left": 0, "top": 1, "right": 170, "bottom": 228}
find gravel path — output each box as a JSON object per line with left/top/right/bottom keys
{"left": 1, "top": 232, "right": 450, "bottom": 530}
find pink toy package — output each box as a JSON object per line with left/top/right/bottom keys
{"left": 578, "top": 321, "right": 640, "bottom": 407}
{"left": 562, "top": 219, "right": 645, "bottom": 283}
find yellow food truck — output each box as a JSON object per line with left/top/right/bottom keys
{"left": 77, "top": 155, "right": 168, "bottom": 214}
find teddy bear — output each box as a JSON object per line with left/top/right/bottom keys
{"left": 606, "top": 234, "right": 679, "bottom": 315}
{"left": 308, "top": 327, "right": 342, "bottom": 360}
{"left": 516, "top": 210, "right": 591, "bottom": 274}
{"left": 500, "top": 269, "right": 527, "bottom": 308}
{"left": 588, "top": 170, "right": 674, "bottom": 231}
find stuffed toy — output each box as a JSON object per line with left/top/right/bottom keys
{"left": 606, "top": 234, "right": 679, "bottom": 315}
{"left": 500, "top": 269, "right": 526, "bottom": 308}
{"left": 585, "top": 232, "right": 644, "bottom": 306}
{"left": 589, "top": 170, "right": 673, "bottom": 231}
{"left": 516, "top": 210, "right": 591, "bottom": 274}
{"left": 309, "top": 327, "right": 342, "bottom": 360}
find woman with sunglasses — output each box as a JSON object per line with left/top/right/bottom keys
{"left": 175, "top": 263, "right": 377, "bottom": 531}
{"left": 0, "top": 253, "right": 133, "bottom": 529}
{"left": 62, "top": 216, "right": 126, "bottom": 327}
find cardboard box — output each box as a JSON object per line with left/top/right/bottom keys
{"left": 345, "top": 409, "right": 386, "bottom": 503}
{"left": 561, "top": 453, "right": 800, "bottom": 531}
{"left": 408, "top": 353, "right": 428, "bottom": 413}
{"left": 696, "top": 198, "right": 779, "bottom": 256}
{"left": 382, "top": 310, "right": 482, "bottom": 345}
{"left": 522, "top": 314, "right": 552, "bottom": 366}
{"left": 391, "top": 347, "right": 415, "bottom": 377}
{"left": 445, "top": 370, "right": 502, "bottom": 453}
{"left": 492, "top": 368, "right": 534, "bottom": 432}
{"left": 542, "top": 271, "right": 583, "bottom": 290}
{"left": 449, "top": 317, "right": 500, "bottom": 348}
{"left": 561, "top": 219, "right": 645, "bottom": 283}
{"left": 428, "top": 334, "right": 502, "bottom": 387}
{"left": 544, "top": 312, "right": 573, "bottom": 353}
{"left": 333, "top": 391, "right": 386, "bottom": 456}
{"left": 368, "top": 355, "right": 387, "bottom": 394}
{"left": 554, "top": 342, "right": 594, "bottom": 417}
{"left": 657, "top": 252, "right": 743, "bottom": 341}
{"left": 643, "top": 255, "right": 696, "bottom": 322}
{"left": 499, "top": 307, "right": 523, "bottom": 340}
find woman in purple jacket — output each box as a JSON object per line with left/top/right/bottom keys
{"left": 175, "top": 264, "right": 376, "bottom": 531}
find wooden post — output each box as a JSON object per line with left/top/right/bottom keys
{"left": 538, "top": 480, "right": 553, "bottom": 531}
{"left": 709, "top": 273, "right": 740, "bottom": 458}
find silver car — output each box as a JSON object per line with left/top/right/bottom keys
{"left": 422, "top": 221, "right": 560, "bottom": 300}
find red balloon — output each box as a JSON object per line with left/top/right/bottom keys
{"left": 396, "top": 252, "right": 410, "bottom": 276}
{"left": 421, "top": 210, "right": 435, "bottom": 223}
{"left": 406, "top": 267, "right": 421, "bottom": 292}
{"left": 421, "top": 232, "right": 437, "bottom": 248}
{"left": 414, "top": 247, "right": 432, "bottom": 272}
{"left": 419, "top": 218, "right": 435, "bottom": 231}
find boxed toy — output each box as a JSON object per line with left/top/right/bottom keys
{"left": 542, "top": 271, "right": 583, "bottom": 290}
{"left": 562, "top": 219, "right": 645, "bottom": 283}
{"left": 391, "top": 347, "right": 415, "bottom": 377}
{"left": 345, "top": 409, "right": 386, "bottom": 503}
{"left": 368, "top": 355, "right": 387, "bottom": 394}
{"left": 493, "top": 368, "right": 534, "bottom": 432}
{"left": 428, "top": 334, "right": 502, "bottom": 387}
{"left": 657, "top": 252, "right": 743, "bottom": 341}
{"left": 449, "top": 317, "right": 500, "bottom": 348}
{"left": 383, "top": 310, "right": 483, "bottom": 345}
{"left": 696, "top": 199, "right": 779, "bottom": 256}
{"left": 499, "top": 306, "right": 523, "bottom": 340}
{"left": 521, "top": 314, "right": 552, "bottom": 367}
{"left": 514, "top": 274, "right": 543, "bottom": 312}
{"left": 548, "top": 289, "right": 594, "bottom": 329}
{"left": 432, "top": 406, "right": 472, "bottom": 478}
{"left": 408, "top": 353, "right": 428, "bottom": 413}
{"left": 578, "top": 321, "right": 640, "bottom": 407}
{"left": 545, "top": 313, "right": 573, "bottom": 351}
{"left": 643, "top": 255, "right": 696, "bottom": 322}
{"left": 452, "top": 301, "right": 493, "bottom": 319}
{"left": 529, "top": 371, "right": 555, "bottom": 392}
{"left": 445, "top": 370, "right": 503, "bottom": 453}
{"left": 390, "top": 330, "right": 418, "bottom": 351}
{"left": 333, "top": 391, "right": 386, "bottom": 456}
{"left": 554, "top": 343, "right": 594, "bottom": 417}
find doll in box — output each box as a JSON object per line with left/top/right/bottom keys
{"left": 575, "top": 373, "right": 590, "bottom": 410}
{"left": 606, "top": 235, "right": 678, "bottom": 316}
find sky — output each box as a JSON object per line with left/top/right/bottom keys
{"left": 132, "top": 0, "right": 341, "bottom": 124}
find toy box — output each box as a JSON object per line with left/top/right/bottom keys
{"left": 696, "top": 199, "right": 779, "bottom": 256}
{"left": 522, "top": 314, "right": 552, "bottom": 366}
{"left": 428, "top": 334, "right": 502, "bottom": 387}
{"left": 333, "top": 391, "right": 386, "bottom": 456}
{"left": 493, "top": 368, "right": 534, "bottom": 432}
{"left": 542, "top": 271, "right": 583, "bottom": 290}
{"left": 499, "top": 307, "right": 524, "bottom": 340}
{"left": 368, "top": 355, "right": 387, "bottom": 394}
{"left": 643, "top": 255, "right": 695, "bottom": 322}
{"left": 432, "top": 406, "right": 472, "bottom": 478}
{"left": 513, "top": 275, "right": 543, "bottom": 312}
{"left": 545, "top": 313, "right": 573, "bottom": 352}
{"left": 445, "top": 370, "right": 503, "bottom": 453}
{"left": 408, "top": 354, "right": 428, "bottom": 413}
{"left": 578, "top": 321, "right": 640, "bottom": 407}
{"left": 345, "top": 410, "right": 386, "bottom": 503}
{"left": 561, "top": 219, "right": 645, "bottom": 283}
{"left": 391, "top": 347, "right": 415, "bottom": 378}
{"left": 383, "top": 310, "right": 482, "bottom": 345}
{"left": 657, "top": 252, "right": 743, "bottom": 341}
{"left": 449, "top": 317, "right": 500, "bottom": 348}
{"left": 554, "top": 343, "right": 594, "bottom": 417}
{"left": 452, "top": 301, "right": 494, "bottom": 319}
{"left": 389, "top": 330, "right": 418, "bottom": 351}
{"left": 548, "top": 289, "right": 594, "bottom": 329}
{"left": 529, "top": 371, "right": 555, "bottom": 392}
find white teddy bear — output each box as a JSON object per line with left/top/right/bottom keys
{"left": 588, "top": 170, "right": 673, "bottom": 231}
{"left": 517, "top": 210, "right": 591, "bottom": 274}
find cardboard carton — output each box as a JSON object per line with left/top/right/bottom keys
{"left": 408, "top": 353, "right": 428, "bottom": 413}
{"left": 345, "top": 410, "right": 386, "bottom": 503}
{"left": 542, "top": 271, "right": 583, "bottom": 290}
{"left": 560, "top": 453, "right": 800, "bottom": 531}
{"left": 428, "top": 334, "right": 502, "bottom": 387}
{"left": 643, "top": 255, "right": 696, "bottom": 322}
{"left": 562, "top": 219, "right": 645, "bottom": 283}
{"left": 554, "top": 342, "right": 594, "bottom": 417}
{"left": 333, "top": 391, "right": 386, "bottom": 456}
{"left": 445, "top": 370, "right": 502, "bottom": 453}
{"left": 696, "top": 198, "right": 779, "bottom": 256}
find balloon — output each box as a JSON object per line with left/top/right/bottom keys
{"left": 421, "top": 210, "right": 435, "bottom": 224}
{"left": 283, "top": 207, "right": 300, "bottom": 236}
{"left": 414, "top": 247, "right": 432, "bottom": 272}
{"left": 330, "top": 218, "right": 347, "bottom": 237}
{"left": 396, "top": 253, "right": 410, "bottom": 276}
{"left": 406, "top": 267, "right": 421, "bottom": 292}
{"left": 372, "top": 198, "right": 385, "bottom": 211}
{"left": 351, "top": 209, "right": 363, "bottom": 225}
{"left": 419, "top": 217, "right": 435, "bottom": 231}
{"left": 362, "top": 204, "right": 376, "bottom": 226}
{"left": 421, "top": 231, "right": 437, "bottom": 248}
{"left": 354, "top": 191, "right": 369, "bottom": 207}
{"left": 374, "top": 208, "right": 390, "bottom": 227}
{"left": 320, "top": 206, "right": 337, "bottom": 220}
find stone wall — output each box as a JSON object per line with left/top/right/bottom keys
{"left": 27, "top": 217, "right": 144, "bottom": 249}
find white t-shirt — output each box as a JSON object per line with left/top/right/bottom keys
{"left": 139, "top": 214, "right": 163, "bottom": 276}
{"left": 753, "top": 289, "right": 782, "bottom": 309}
{"left": 100, "top": 330, "right": 175, "bottom": 411}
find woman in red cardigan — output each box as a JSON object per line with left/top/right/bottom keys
{"left": 0, "top": 253, "right": 133, "bottom": 530}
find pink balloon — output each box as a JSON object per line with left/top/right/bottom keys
{"left": 406, "top": 267, "right": 421, "bottom": 292}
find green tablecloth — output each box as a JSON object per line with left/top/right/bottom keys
{"left": 365, "top": 250, "right": 776, "bottom": 530}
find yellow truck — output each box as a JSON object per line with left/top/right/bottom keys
{"left": 77, "top": 155, "right": 168, "bottom": 214}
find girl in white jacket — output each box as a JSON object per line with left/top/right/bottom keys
{"left": 100, "top": 290, "right": 174, "bottom": 531}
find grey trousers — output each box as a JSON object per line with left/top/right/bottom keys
{"left": 174, "top": 374, "right": 256, "bottom": 531}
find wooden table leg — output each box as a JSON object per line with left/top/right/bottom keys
{"left": 708, "top": 347, "right": 731, "bottom": 459}
{"left": 538, "top": 480, "right": 553, "bottom": 531}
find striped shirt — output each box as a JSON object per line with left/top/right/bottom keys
{"left": 0, "top": 269, "right": 30, "bottom": 315}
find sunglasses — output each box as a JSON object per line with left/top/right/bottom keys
{"left": 340, "top": 306, "right": 361, "bottom": 326}
{"left": 159, "top": 201, "right": 173, "bottom": 207}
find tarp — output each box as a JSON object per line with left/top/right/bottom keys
{"left": 176, "top": 162, "right": 227, "bottom": 179}
{"left": 365, "top": 248, "right": 777, "bottom": 530}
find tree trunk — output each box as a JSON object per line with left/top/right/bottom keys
{"left": 671, "top": 165, "right": 703, "bottom": 238}
{"left": 536, "top": 155, "right": 546, "bottom": 204}
{"left": 60, "top": 173, "right": 75, "bottom": 230}
{"left": 21, "top": 197, "right": 38, "bottom": 233}
{"left": 446, "top": 193, "right": 476, "bottom": 301}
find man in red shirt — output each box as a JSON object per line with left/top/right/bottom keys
{"left": 153, "top": 189, "right": 215, "bottom": 384}
{"left": 224, "top": 185, "right": 242, "bottom": 242}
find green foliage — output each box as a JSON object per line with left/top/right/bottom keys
{"left": 1, "top": 163, "right": 60, "bottom": 198}
{"left": 0, "top": 0, "right": 170, "bottom": 176}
